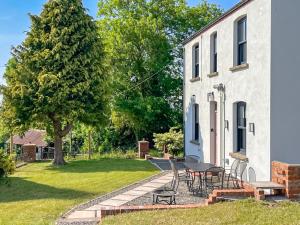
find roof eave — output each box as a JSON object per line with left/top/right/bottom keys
{"left": 182, "top": 0, "right": 253, "bottom": 46}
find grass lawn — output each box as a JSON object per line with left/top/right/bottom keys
{"left": 102, "top": 200, "right": 300, "bottom": 225}
{"left": 0, "top": 159, "right": 159, "bottom": 225}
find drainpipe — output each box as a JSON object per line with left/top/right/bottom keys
{"left": 213, "top": 84, "right": 226, "bottom": 167}
{"left": 183, "top": 47, "right": 186, "bottom": 157}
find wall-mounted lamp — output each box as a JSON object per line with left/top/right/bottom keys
{"left": 207, "top": 92, "right": 214, "bottom": 102}
{"left": 225, "top": 120, "right": 229, "bottom": 130}
{"left": 191, "top": 95, "right": 196, "bottom": 103}
{"left": 249, "top": 123, "right": 255, "bottom": 134}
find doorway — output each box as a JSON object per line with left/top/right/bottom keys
{"left": 210, "top": 101, "right": 217, "bottom": 165}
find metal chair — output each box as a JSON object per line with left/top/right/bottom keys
{"left": 204, "top": 166, "right": 225, "bottom": 196}
{"left": 238, "top": 161, "right": 248, "bottom": 188}
{"left": 152, "top": 167, "right": 179, "bottom": 205}
{"left": 170, "top": 159, "right": 193, "bottom": 191}
{"left": 225, "top": 159, "right": 240, "bottom": 188}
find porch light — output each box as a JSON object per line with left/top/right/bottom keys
{"left": 191, "top": 95, "right": 196, "bottom": 103}
{"left": 207, "top": 92, "right": 214, "bottom": 102}
{"left": 249, "top": 123, "right": 255, "bottom": 134}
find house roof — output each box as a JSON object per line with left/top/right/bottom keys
{"left": 11, "top": 129, "right": 47, "bottom": 147}
{"left": 182, "top": 0, "right": 253, "bottom": 45}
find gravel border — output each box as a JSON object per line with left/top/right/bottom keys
{"left": 126, "top": 179, "right": 206, "bottom": 206}
{"left": 60, "top": 170, "right": 169, "bottom": 218}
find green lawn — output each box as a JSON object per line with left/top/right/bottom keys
{"left": 0, "top": 159, "right": 159, "bottom": 225}
{"left": 102, "top": 200, "right": 300, "bottom": 225}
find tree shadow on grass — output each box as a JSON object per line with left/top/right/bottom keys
{"left": 45, "top": 158, "right": 158, "bottom": 173}
{"left": 0, "top": 177, "right": 90, "bottom": 203}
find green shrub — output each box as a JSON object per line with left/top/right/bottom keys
{"left": 153, "top": 127, "right": 183, "bottom": 156}
{"left": 99, "top": 149, "right": 137, "bottom": 159}
{"left": 0, "top": 149, "right": 15, "bottom": 178}
{"left": 149, "top": 149, "right": 163, "bottom": 158}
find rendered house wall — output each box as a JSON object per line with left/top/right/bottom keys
{"left": 184, "top": 0, "right": 272, "bottom": 180}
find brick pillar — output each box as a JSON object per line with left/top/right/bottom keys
{"left": 22, "top": 144, "right": 36, "bottom": 162}
{"left": 138, "top": 141, "right": 149, "bottom": 159}
{"left": 272, "top": 161, "right": 300, "bottom": 199}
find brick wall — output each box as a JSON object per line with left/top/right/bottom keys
{"left": 22, "top": 144, "right": 36, "bottom": 162}
{"left": 138, "top": 141, "right": 149, "bottom": 159}
{"left": 272, "top": 161, "right": 300, "bottom": 199}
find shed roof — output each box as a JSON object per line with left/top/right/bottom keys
{"left": 11, "top": 129, "right": 47, "bottom": 147}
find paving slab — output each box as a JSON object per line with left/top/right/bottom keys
{"left": 124, "top": 190, "right": 148, "bottom": 196}
{"left": 133, "top": 186, "right": 156, "bottom": 192}
{"left": 141, "top": 182, "right": 167, "bottom": 188}
{"left": 97, "top": 199, "right": 128, "bottom": 207}
{"left": 111, "top": 194, "right": 139, "bottom": 201}
{"left": 67, "top": 210, "right": 96, "bottom": 219}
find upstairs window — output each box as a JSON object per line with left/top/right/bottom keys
{"left": 237, "top": 102, "right": 246, "bottom": 153}
{"left": 193, "top": 44, "right": 200, "bottom": 78}
{"left": 237, "top": 17, "right": 247, "bottom": 65}
{"left": 211, "top": 32, "right": 218, "bottom": 73}
{"left": 193, "top": 104, "right": 199, "bottom": 141}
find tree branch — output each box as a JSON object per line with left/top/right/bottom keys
{"left": 61, "top": 123, "right": 73, "bottom": 137}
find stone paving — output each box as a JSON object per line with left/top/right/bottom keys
{"left": 57, "top": 172, "right": 173, "bottom": 225}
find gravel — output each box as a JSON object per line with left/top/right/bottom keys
{"left": 126, "top": 178, "right": 206, "bottom": 206}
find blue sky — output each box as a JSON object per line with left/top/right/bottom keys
{"left": 0, "top": 0, "right": 239, "bottom": 84}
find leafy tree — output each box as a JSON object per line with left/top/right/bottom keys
{"left": 2, "top": 0, "right": 108, "bottom": 165}
{"left": 154, "top": 127, "right": 183, "bottom": 156}
{"left": 98, "top": 0, "right": 222, "bottom": 143}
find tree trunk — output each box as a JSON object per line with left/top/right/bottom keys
{"left": 88, "top": 129, "right": 92, "bottom": 160}
{"left": 51, "top": 117, "right": 73, "bottom": 166}
{"left": 53, "top": 133, "right": 65, "bottom": 165}
{"left": 9, "top": 134, "right": 13, "bottom": 155}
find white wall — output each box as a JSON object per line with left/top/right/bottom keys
{"left": 184, "top": 0, "right": 272, "bottom": 180}
{"left": 270, "top": 0, "right": 300, "bottom": 164}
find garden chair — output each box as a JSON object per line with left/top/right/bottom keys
{"left": 203, "top": 166, "right": 225, "bottom": 197}
{"left": 225, "top": 159, "right": 240, "bottom": 188}
{"left": 170, "top": 159, "right": 194, "bottom": 191}
{"left": 152, "top": 167, "right": 179, "bottom": 205}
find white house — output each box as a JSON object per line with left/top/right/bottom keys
{"left": 183, "top": 0, "right": 300, "bottom": 181}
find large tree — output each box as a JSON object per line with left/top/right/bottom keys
{"left": 2, "top": 0, "right": 107, "bottom": 165}
{"left": 98, "top": 0, "right": 222, "bottom": 142}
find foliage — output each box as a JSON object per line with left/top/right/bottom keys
{"left": 98, "top": 0, "right": 222, "bottom": 143}
{"left": 102, "top": 199, "right": 300, "bottom": 225}
{"left": 2, "top": 0, "right": 108, "bottom": 165}
{"left": 149, "top": 149, "right": 163, "bottom": 158}
{"left": 0, "top": 149, "right": 15, "bottom": 178}
{"left": 98, "top": 149, "right": 137, "bottom": 159}
{"left": 153, "top": 127, "right": 183, "bottom": 156}
{"left": 0, "top": 159, "right": 158, "bottom": 225}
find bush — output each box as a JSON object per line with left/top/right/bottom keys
{"left": 153, "top": 127, "right": 183, "bottom": 156}
{"left": 149, "top": 149, "right": 163, "bottom": 158}
{"left": 0, "top": 149, "right": 15, "bottom": 178}
{"left": 99, "top": 149, "right": 137, "bottom": 159}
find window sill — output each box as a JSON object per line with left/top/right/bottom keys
{"left": 190, "top": 77, "right": 201, "bottom": 82}
{"left": 229, "top": 63, "right": 249, "bottom": 72}
{"left": 229, "top": 152, "right": 248, "bottom": 162}
{"left": 190, "top": 140, "right": 200, "bottom": 146}
{"left": 207, "top": 72, "right": 219, "bottom": 78}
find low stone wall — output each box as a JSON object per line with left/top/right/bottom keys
{"left": 272, "top": 161, "right": 300, "bottom": 199}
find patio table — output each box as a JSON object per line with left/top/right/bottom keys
{"left": 184, "top": 162, "right": 214, "bottom": 194}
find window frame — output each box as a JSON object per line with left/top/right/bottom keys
{"left": 237, "top": 17, "right": 247, "bottom": 65}
{"left": 236, "top": 102, "right": 246, "bottom": 153}
{"left": 193, "top": 43, "right": 200, "bottom": 78}
{"left": 194, "top": 103, "right": 199, "bottom": 141}
{"left": 212, "top": 32, "right": 218, "bottom": 73}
